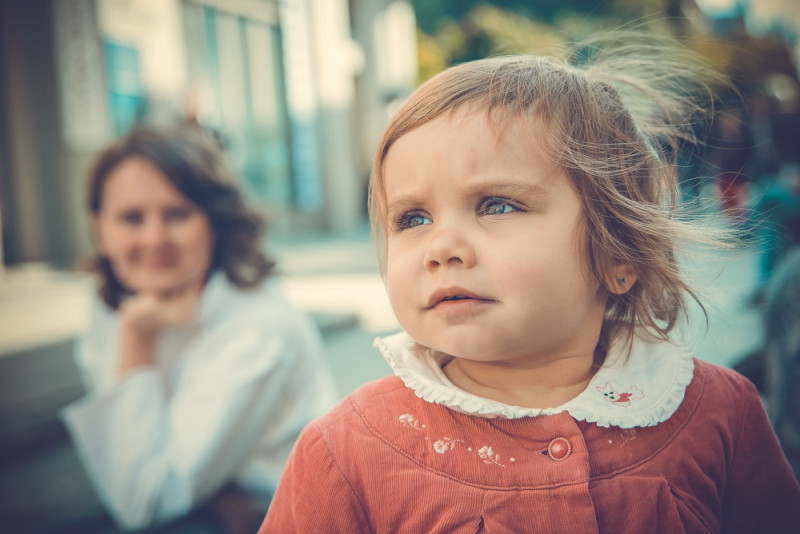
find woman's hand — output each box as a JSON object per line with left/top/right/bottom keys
{"left": 117, "top": 287, "right": 202, "bottom": 376}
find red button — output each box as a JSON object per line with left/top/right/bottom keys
{"left": 547, "top": 437, "right": 572, "bottom": 461}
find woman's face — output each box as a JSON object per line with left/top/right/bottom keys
{"left": 93, "top": 157, "right": 215, "bottom": 296}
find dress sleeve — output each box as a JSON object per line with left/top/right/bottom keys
{"left": 62, "top": 316, "right": 326, "bottom": 530}
{"left": 721, "top": 376, "right": 800, "bottom": 532}
{"left": 259, "top": 424, "right": 371, "bottom": 534}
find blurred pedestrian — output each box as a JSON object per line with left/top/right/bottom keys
{"left": 747, "top": 77, "right": 800, "bottom": 298}
{"left": 707, "top": 107, "right": 753, "bottom": 220}
{"left": 751, "top": 162, "right": 800, "bottom": 294}
{"left": 762, "top": 246, "right": 800, "bottom": 478}
{"left": 261, "top": 33, "right": 799, "bottom": 533}
{"left": 62, "top": 125, "right": 336, "bottom": 532}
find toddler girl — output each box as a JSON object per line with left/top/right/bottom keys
{"left": 261, "top": 36, "right": 799, "bottom": 533}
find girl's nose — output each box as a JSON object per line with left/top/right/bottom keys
{"left": 423, "top": 226, "right": 476, "bottom": 272}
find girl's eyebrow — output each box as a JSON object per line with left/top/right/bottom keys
{"left": 463, "top": 178, "right": 551, "bottom": 198}
{"left": 386, "top": 194, "right": 424, "bottom": 214}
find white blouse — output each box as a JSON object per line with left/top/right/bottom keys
{"left": 61, "top": 273, "right": 337, "bottom": 530}
{"left": 375, "top": 328, "right": 695, "bottom": 428}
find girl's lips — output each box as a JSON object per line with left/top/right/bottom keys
{"left": 425, "top": 287, "right": 493, "bottom": 309}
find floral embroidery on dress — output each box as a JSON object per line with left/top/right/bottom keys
{"left": 619, "top": 428, "right": 637, "bottom": 445}
{"left": 433, "top": 437, "right": 463, "bottom": 454}
{"left": 477, "top": 445, "right": 505, "bottom": 467}
{"left": 398, "top": 413, "right": 508, "bottom": 468}
{"left": 596, "top": 383, "right": 645, "bottom": 407}
{"left": 398, "top": 413, "right": 426, "bottom": 431}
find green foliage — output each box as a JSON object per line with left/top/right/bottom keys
{"left": 413, "top": 0, "right": 674, "bottom": 84}
{"left": 411, "top": 0, "right": 623, "bottom": 33}
{"left": 456, "top": 5, "right": 564, "bottom": 61}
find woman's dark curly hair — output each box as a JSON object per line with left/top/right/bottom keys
{"left": 88, "top": 125, "right": 274, "bottom": 308}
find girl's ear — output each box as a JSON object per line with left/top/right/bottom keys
{"left": 608, "top": 265, "right": 637, "bottom": 295}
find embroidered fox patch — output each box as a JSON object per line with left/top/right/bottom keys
{"left": 596, "top": 383, "right": 645, "bottom": 407}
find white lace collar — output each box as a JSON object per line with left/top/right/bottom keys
{"left": 374, "top": 330, "right": 695, "bottom": 428}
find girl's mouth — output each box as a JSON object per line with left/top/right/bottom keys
{"left": 426, "top": 287, "right": 494, "bottom": 309}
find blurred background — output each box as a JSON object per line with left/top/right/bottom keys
{"left": 0, "top": 0, "right": 798, "bottom": 531}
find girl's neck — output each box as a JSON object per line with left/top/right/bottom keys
{"left": 442, "top": 352, "right": 599, "bottom": 409}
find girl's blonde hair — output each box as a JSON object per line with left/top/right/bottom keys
{"left": 369, "top": 33, "right": 726, "bottom": 347}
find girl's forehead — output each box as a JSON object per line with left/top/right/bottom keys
{"left": 384, "top": 110, "right": 559, "bottom": 180}
{"left": 391, "top": 106, "right": 555, "bottom": 158}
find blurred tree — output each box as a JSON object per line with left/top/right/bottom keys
{"left": 413, "top": 0, "right": 676, "bottom": 83}
{"left": 454, "top": 6, "right": 564, "bottom": 64}
{"left": 413, "top": 0, "right": 622, "bottom": 34}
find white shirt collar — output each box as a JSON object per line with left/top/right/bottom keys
{"left": 374, "top": 330, "right": 695, "bottom": 428}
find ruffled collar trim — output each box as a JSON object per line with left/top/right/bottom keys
{"left": 374, "top": 330, "right": 695, "bottom": 428}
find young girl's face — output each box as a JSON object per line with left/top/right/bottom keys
{"left": 382, "top": 109, "right": 608, "bottom": 366}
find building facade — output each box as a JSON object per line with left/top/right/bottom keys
{"left": 0, "top": 0, "right": 417, "bottom": 268}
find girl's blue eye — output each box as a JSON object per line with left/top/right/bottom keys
{"left": 479, "top": 197, "right": 521, "bottom": 215}
{"left": 395, "top": 211, "right": 432, "bottom": 230}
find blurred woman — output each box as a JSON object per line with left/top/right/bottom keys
{"left": 62, "top": 125, "right": 336, "bottom": 532}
